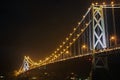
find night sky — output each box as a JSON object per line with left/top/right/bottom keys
{"left": 0, "top": 0, "right": 119, "bottom": 75}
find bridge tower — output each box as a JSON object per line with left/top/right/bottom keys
{"left": 23, "top": 56, "right": 30, "bottom": 71}
{"left": 90, "top": 4, "right": 108, "bottom": 79}
{"left": 91, "top": 5, "right": 108, "bottom": 78}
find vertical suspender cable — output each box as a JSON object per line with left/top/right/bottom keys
{"left": 112, "top": 5, "right": 117, "bottom": 46}
{"left": 104, "top": 6, "right": 109, "bottom": 47}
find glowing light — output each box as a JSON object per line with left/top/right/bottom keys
{"left": 92, "top": 3, "right": 94, "bottom": 6}
{"left": 82, "top": 44, "right": 87, "bottom": 49}
{"left": 66, "top": 37, "right": 69, "bottom": 40}
{"left": 60, "top": 45, "right": 62, "bottom": 48}
{"left": 24, "top": 56, "right": 27, "bottom": 59}
{"left": 88, "top": 7, "right": 91, "bottom": 10}
{"left": 39, "top": 60, "right": 42, "bottom": 62}
{"left": 54, "top": 55, "right": 57, "bottom": 58}
{"left": 112, "top": 4, "right": 114, "bottom": 7}
{"left": 31, "top": 77, "right": 37, "bottom": 80}
{"left": 111, "top": 1, "right": 114, "bottom": 4}
{"left": 111, "top": 1, "right": 114, "bottom": 7}
{"left": 110, "top": 36, "right": 116, "bottom": 40}
{"left": 74, "top": 28, "right": 76, "bottom": 31}
{"left": 58, "top": 54, "right": 60, "bottom": 56}
{"left": 63, "top": 49, "right": 66, "bottom": 51}
{"left": 88, "top": 58, "right": 92, "bottom": 61}
{"left": 54, "top": 51, "right": 57, "bottom": 53}
{"left": 61, "top": 51, "right": 63, "bottom": 54}
{"left": 95, "top": 2, "right": 98, "bottom": 5}
{"left": 78, "top": 22, "right": 81, "bottom": 25}
{"left": 103, "top": 2, "right": 105, "bottom": 5}
{"left": 83, "top": 16, "right": 85, "bottom": 18}
{"left": 69, "top": 42, "right": 72, "bottom": 45}
{"left": 57, "top": 48, "right": 59, "bottom": 51}
{"left": 66, "top": 51, "right": 69, "bottom": 54}
{"left": 73, "top": 38, "right": 76, "bottom": 41}
{"left": 66, "top": 46, "right": 69, "bottom": 48}
{"left": 44, "top": 72, "right": 48, "bottom": 75}
{"left": 52, "top": 53, "right": 55, "bottom": 55}
{"left": 71, "top": 72, "right": 74, "bottom": 75}
{"left": 86, "top": 23, "right": 88, "bottom": 26}
{"left": 70, "top": 33, "right": 72, "bottom": 36}
{"left": 81, "top": 29, "right": 84, "bottom": 32}
{"left": 63, "top": 42, "right": 65, "bottom": 44}
{"left": 34, "top": 63, "right": 38, "bottom": 65}
{"left": 0, "top": 76, "right": 4, "bottom": 78}
{"left": 45, "top": 58, "right": 49, "bottom": 60}
{"left": 103, "top": 2, "right": 106, "bottom": 6}
{"left": 77, "top": 34, "right": 80, "bottom": 37}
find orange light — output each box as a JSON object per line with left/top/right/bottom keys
{"left": 92, "top": 3, "right": 94, "bottom": 6}
{"left": 95, "top": 2, "right": 98, "bottom": 5}
{"left": 81, "top": 29, "right": 84, "bottom": 32}
{"left": 54, "top": 55, "right": 57, "bottom": 58}
{"left": 66, "top": 37, "right": 69, "bottom": 40}
{"left": 82, "top": 44, "right": 87, "bottom": 49}
{"left": 74, "top": 28, "right": 76, "bottom": 31}
{"left": 111, "top": 1, "right": 114, "bottom": 7}
{"left": 63, "top": 49, "right": 66, "bottom": 51}
{"left": 66, "top": 51, "right": 69, "bottom": 54}
{"left": 54, "top": 51, "right": 57, "bottom": 53}
{"left": 86, "top": 23, "right": 88, "bottom": 26}
{"left": 83, "top": 16, "right": 85, "bottom": 18}
{"left": 57, "top": 48, "right": 59, "bottom": 51}
{"left": 78, "top": 22, "right": 81, "bottom": 25}
{"left": 110, "top": 36, "right": 116, "bottom": 40}
{"left": 111, "top": 1, "right": 114, "bottom": 4}
{"left": 61, "top": 51, "right": 63, "bottom": 54}
{"left": 39, "top": 60, "right": 42, "bottom": 62}
{"left": 63, "top": 42, "right": 65, "bottom": 44}
{"left": 103, "top": 2, "right": 105, "bottom": 5}
{"left": 73, "top": 38, "right": 76, "bottom": 41}
{"left": 70, "top": 33, "right": 72, "bottom": 36}
{"left": 77, "top": 34, "right": 80, "bottom": 37}
{"left": 66, "top": 46, "right": 69, "bottom": 48}
{"left": 69, "top": 42, "right": 72, "bottom": 45}
{"left": 88, "top": 7, "right": 91, "bottom": 10}
{"left": 60, "top": 45, "right": 62, "bottom": 48}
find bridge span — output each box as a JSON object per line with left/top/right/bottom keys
{"left": 15, "top": 2, "right": 120, "bottom": 80}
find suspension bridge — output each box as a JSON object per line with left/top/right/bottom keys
{"left": 15, "top": 2, "right": 120, "bottom": 80}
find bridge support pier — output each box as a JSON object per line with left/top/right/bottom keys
{"left": 93, "top": 55, "right": 108, "bottom": 70}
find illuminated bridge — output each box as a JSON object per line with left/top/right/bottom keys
{"left": 15, "top": 3, "right": 120, "bottom": 80}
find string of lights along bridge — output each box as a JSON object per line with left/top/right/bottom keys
{"left": 15, "top": 2, "right": 120, "bottom": 76}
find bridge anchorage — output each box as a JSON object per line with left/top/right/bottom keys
{"left": 15, "top": 2, "right": 120, "bottom": 80}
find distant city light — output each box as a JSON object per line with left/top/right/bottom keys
{"left": 31, "top": 77, "right": 37, "bottom": 80}
{"left": 0, "top": 76, "right": 4, "bottom": 78}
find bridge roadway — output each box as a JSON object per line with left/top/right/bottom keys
{"left": 17, "top": 55, "right": 92, "bottom": 80}
{"left": 17, "top": 47, "right": 120, "bottom": 80}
